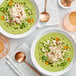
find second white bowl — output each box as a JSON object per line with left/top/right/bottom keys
{"left": 31, "top": 28, "right": 76, "bottom": 76}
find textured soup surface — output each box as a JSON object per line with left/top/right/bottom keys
{"left": 0, "top": 0, "right": 36, "bottom": 34}
{"left": 35, "top": 33, "right": 74, "bottom": 72}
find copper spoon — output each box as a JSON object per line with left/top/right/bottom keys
{"left": 15, "top": 52, "right": 41, "bottom": 76}
{"left": 40, "top": 0, "right": 50, "bottom": 22}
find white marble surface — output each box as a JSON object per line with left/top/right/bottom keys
{"left": 0, "top": 0, "right": 76, "bottom": 76}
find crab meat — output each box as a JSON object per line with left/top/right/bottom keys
{"left": 10, "top": 3, "right": 26, "bottom": 24}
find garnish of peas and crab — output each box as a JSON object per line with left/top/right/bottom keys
{"left": 38, "top": 37, "right": 71, "bottom": 67}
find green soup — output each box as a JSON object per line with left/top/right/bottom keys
{"left": 0, "top": 0, "right": 36, "bottom": 34}
{"left": 35, "top": 33, "right": 74, "bottom": 72}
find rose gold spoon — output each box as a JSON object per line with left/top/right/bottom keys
{"left": 15, "top": 52, "right": 41, "bottom": 76}
{"left": 40, "top": 0, "right": 50, "bottom": 22}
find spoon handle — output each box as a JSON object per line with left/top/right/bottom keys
{"left": 24, "top": 61, "right": 41, "bottom": 76}
{"left": 44, "top": 0, "right": 47, "bottom": 12}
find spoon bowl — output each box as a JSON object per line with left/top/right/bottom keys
{"left": 40, "top": 12, "right": 50, "bottom": 22}
{"left": 15, "top": 52, "right": 26, "bottom": 63}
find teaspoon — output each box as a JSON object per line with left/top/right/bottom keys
{"left": 15, "top": 52, "right": 41, "bottom": 76}
{"left": 40, "top": 0, "right": 50, "bottom": 22}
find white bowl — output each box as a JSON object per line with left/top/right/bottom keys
{"left": 58, "top": 0, "right": 75, "bottom": 9}
{"left": 0, "top": 0, "right": 39, "bottom": 39}
{"left": 31, "top": 28, "right": 76, "bottom": 76}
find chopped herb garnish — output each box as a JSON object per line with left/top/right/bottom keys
{"left": 20, "top": 23, "right": 26, "bottom": 29}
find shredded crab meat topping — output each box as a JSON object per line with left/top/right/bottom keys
{"left": 10, "top": 3, "right": 26, "bottom": 24}
{"left": 42, "top": 39, "right": 67, "bottom": 63}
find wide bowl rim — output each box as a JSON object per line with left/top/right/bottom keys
{"left": 0, "top": 0, "right": 39, "bottom": 39}
{"left": 31, "top": 28, "right": 76, "bottom": 76}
